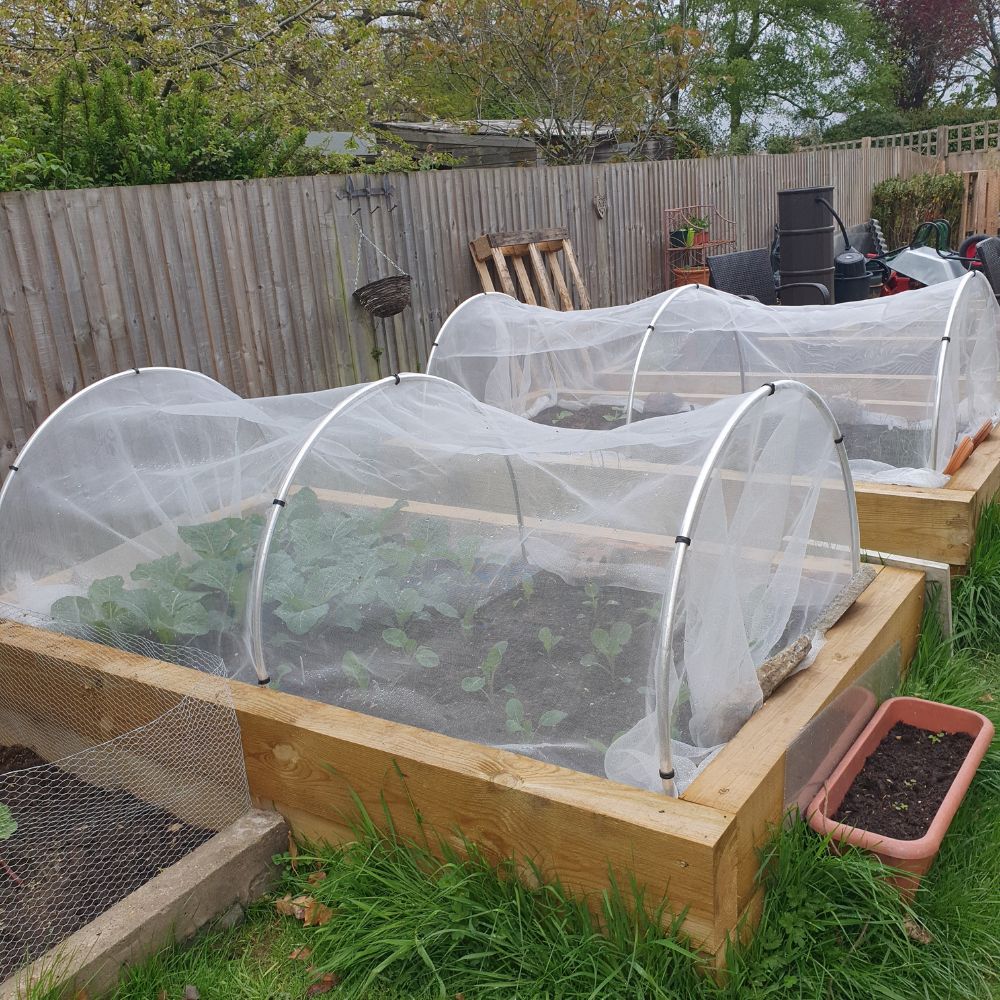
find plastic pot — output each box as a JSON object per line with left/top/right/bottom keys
{"left": 807, "top": 696, "right": 994, "bottom": 894}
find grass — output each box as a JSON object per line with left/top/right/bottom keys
{"left": 23, "top": 506, "right": 1000, "bottom": 1000}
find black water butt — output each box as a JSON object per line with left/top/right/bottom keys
{"left": 778, "top": 186, "right": 835, "bottom": 304}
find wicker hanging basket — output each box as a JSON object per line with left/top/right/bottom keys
{"left": 353, "top": 273, "right": 412, "bottom": 318}
{"left": 352, "top": 217, "right": 412, "bottom": 318}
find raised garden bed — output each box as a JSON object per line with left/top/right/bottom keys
{"left": 0, "top": 745, "right": 211, "bottom": 980}
{"left": 0, "top": 564, "right": 924, "bottom": 964}
{"left": 525, "top": 387, "right": 1000, "bottom": 573}
{"left": 0, "top": 628, "right": 252, "bottom": 987}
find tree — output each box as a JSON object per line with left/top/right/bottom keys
{"left": 688, "top": 0, "right": 880, "bottom": 144}
{"left": 955, "top": 1, "right": 1000, "bottom": 107}
{"left": 418, "top": 0, "right": 702, "bottom": 164}
{"left": 0, "top": 0, "right": 426, "bottom": 129}
{"left": 867, "top": 0, "right": 980, "bottom": 109}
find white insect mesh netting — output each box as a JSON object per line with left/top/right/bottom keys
{"left": 0, "top": 369, "right": 858, "bottom": 796}
{"left": 0, "top": 603, "right": 250, "bottom": 980}
{"left": 427, "top": 272, "right": 1000, "bottom": 487}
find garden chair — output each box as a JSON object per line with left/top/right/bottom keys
{"left": 975, "top": 236, "right": 1000, "bottom": 301}
{"left": 706, "top": 247, "right": 830, "bottom": 305}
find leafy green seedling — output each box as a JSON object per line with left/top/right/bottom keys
{"left": 341, "top": 651, "right": 370, "bottom": 690}
{"left": 538, "top": 626, "right": 563, "bottom": 659}
{"left": 382, "top": 628, "right": 440, "bottom": 668}
{"left": 505, "top": 698, "right": 567, "bottom": 739}
{"left": 551, "top": 409, "right": 573, "bottom": 424}
{"left": 512, "top": 577, "right": 535, "bottom": 608}
{"left": 582, "top": 621, "right": 633, "bottom": 676}
{"left": 928, "top": 731, "right": 945, "bottom": 744}
{"left": 582, "top": 581, "right": 600, "bottom": 616}
{"left": 462, "top": 640, "right": 508, "bottom": 701}
{"left": 602, "top": 406, "right": 627, "bottom": 423}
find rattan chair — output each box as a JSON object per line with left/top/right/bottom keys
{"left": 975, "top": 237, "right": 1000, "bottom": 301}
{"left": 706, "top": 248, "right": 830, "bottom": 305}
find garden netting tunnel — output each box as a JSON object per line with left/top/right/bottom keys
{"left": 427, "top": 272, "right": 1000, "bottom": 487}
{"left": 0, "top": 369, "right": 864, "bottom": 794}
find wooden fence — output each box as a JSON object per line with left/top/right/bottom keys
{"left": 816, "top": 118, "right": 1000, "bottom": 159}
{"left": 0, "top": 145, "right": 927, "bottom": 472}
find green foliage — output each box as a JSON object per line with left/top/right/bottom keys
{"left": 582, "top": 621, "right": 633, "bottom": 675}
{"left": 538, "top": 626, "right": 563, "bottom": 657}
{"left": 0, "top": 804, "right": 16, "bottom": 841}
{"left": 871, "top": 170, "right": 964, "bottom": 249}
{"left": 276, "top": 807, "right": 707, "bottom": 999}
{"left": 462, "top": 640, "right": 508, "bottom": 700}
{"left": 0, "top": 61, "right": 455, "bottom": 193}
{"left": 952, "top": 501, "right": 1000, "bottom": 650}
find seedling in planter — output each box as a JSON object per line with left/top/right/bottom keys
{"left": 928, "top": 731, "right": 945, "bottom": 745}
{"left": 551, "top": 409, "right": 573, "bottom": 424}
{"left": 892, "top": 801, "right": 909, "bottom": 812}
{"left": 602, "top": 406, "right": 627, "bottom": 424}
{"left": 505, "top": 697, "right": 567, "bottom": 739}
{"left": 382, "top": 628, "right": 440, "bottom": 668}
{"left": 582, "top": 581, "right": 600, "bottom": 618}
{"left": 581, "top": 622, "right": 633, "bottom": 677}
{"left": 462, "top": 640, "right": 508, "bottom": 701}
{"left": 538, "top": 626, "right": 563, "bottom": 660}
{"left": 341, "top": 651, "right": 371, "bottom": 690}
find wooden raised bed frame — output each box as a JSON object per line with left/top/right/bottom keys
{"left": 855, "top": 429, "right": 1000, "bottom": 573}
{"left": 0, "top": 564, "right": 924, "bottom": 965}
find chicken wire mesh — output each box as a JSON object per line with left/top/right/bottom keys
{"left": 0, "top": 603, "right": 250, "bottom": 981}
{"left": 427, "top": 272, "right": 1000, "bottom": 487}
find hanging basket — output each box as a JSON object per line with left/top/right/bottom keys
{"left": 353, "top": 273, "right": 412, "bottom": 318}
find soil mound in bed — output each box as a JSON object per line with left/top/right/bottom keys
{"left": 831, "top": 722, "right": 974, "bottom": 840}
{"left": 0, "top": 745, "right": 212, "bottom": 981}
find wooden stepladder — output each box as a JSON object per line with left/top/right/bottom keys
{"left": 469, "top": 228, "right": 591, "bottom": 310}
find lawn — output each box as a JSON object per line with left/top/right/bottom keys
{"left": 25, "top": 509, "right": 1000, "bottom": 1000}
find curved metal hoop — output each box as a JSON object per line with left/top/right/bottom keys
{"left": 929, "top": 270, "right": 978, "bottom": 469}
{"left": 654, "top": 378, "right": 859, "bottom": 796}
{"left": 625, "top": 284, "right": 747, "bottom": 424}
{"left": 0, "top": 366, "right": 230, "bottom": 518}
{"left": 245, "top": 372, "right": 489, "bottom": 684}
{"left": 425, "top": 292, "right": 493, "bottom": 374}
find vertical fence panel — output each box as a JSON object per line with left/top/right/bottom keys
{"left": 0, "top": 146, "right": 930, "bottom": 463}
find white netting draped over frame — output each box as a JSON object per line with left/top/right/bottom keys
{"left": 427, "top": 272, "right": 1000, "bottom": 487}
{"left": 0, "top": 369, "right": 860, "bottom": 795}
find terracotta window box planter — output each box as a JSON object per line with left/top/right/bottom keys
{"left": 807, "top": 696, "right": 994, "bottom": 894}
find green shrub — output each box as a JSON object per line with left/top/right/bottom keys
{"left": 871, "top": 170, "right": 964, "bottom": 249}
{"left": 0, "top": 61, "right": 453, "bottom": 193}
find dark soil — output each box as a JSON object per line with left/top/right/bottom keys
{"left": 269, "top": 568, "right": 663, "bottom": 776}
{"left": 831, "top": 722, "right": 974, "bottom": 840}
{"left": 533, "top": 405, "right": 929, "bottom": 471}
{"left": 532, "top": 404, "right": 638, "bottom": 429}
{"left": 0, "top": 746, "right": 213, "bottom": 980}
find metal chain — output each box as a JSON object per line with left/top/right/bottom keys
{"left": 353, "top": 218, "right": 406, "bottom": 289}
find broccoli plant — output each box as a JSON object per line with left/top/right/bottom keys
{"left": 461, "top": 640, "right": 508, "bottom": 701}
{"left": 505, "top": 697, "right": 567, "bottom": 739}
{"left": 341, "top": 651, "right": 371, "bottom": 690}
{"left": 538, "top": 627, "right": 563, "bottom": 660}
{"left": 0, "top": 804, "right": 15, "bottom": 841}
{"left": 51, "top": 573, "right": 214, "bottom": 645}
{"left": 581, "top": 622, "right": 633, "bottom": 677}
{"left": 381, "top": 628, "right": 440, "bottom": 668}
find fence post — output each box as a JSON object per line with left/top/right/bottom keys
{"left": 861, "top": 136, "right": 871, "bottom": 150}
{"left": 936, "top": 126, "right": 948, "bottom": 159}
